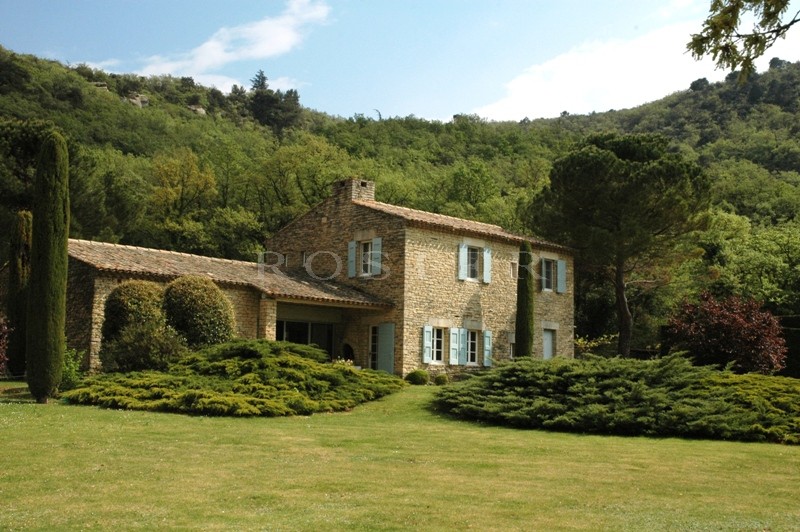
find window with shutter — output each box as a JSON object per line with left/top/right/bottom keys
{"left": 557, "top": 259, "right": 567, "bottom": 293}
{"left": 372, "top": 237, "right": 382, "bottom": 275}
{"left": 360, "top": 240, "right": 373, "bottom": 275}
{"left": 458, "top": 328, "right": 468, "bottom": 365}
{"left": 483, "top": 330, "right": 493, "bottom": 366}
{"left": 449, "top": 328, "right": 460, "bottom": 364}
{"left": 347, "top": 241, "right": 357, "bottom": 278}
{"left": 482, "top": 247, "right": 492, "bottom": 283}
{"left": 422, "top": 325, "right": 433, "bottom": 363}
{"left": 458, "top": 244, "right": 468, "bottom": 280}
{"left": 467, "top": 330, "right": 478, "bottom": 364}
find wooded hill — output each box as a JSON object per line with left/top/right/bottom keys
{"left": 1, "top": 45, "right": 798, "bottom": 363}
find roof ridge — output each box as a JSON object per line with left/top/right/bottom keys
{"left": 68, "top": 238, "right": 258, "bottom": 267}
{"left": 352, "top": 199, "right": 505, "bottom": 230}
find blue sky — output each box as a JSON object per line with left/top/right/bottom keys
{"left": 1, "top": 0, "right": 798, "bottom": 121}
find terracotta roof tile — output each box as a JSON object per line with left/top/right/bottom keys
{"left": 68, "top": 239, "right": 390, "bottom": 308}
{"left": 352, "top": 200, "right": 569, "bottom": 250}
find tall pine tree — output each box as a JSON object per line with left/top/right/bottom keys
{"left": 26, "top": 131, "right": 69, "bottom": 403}
{"left": 6, "top": 210, "right": 32, "bottom": 378}
{"left": 515, "top": 240, "right": 535, "bottom": 357}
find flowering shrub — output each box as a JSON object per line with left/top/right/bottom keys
{"left": 0, "top": 316, "right": 10, "bottom": 376}
{"left": 664, "top": 292, "right": 787, "bottom": 374}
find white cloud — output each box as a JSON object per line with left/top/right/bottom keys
{"left": 476, "top": 4, "right": 800, "bottom": 121}
{"left": 474, "top": 21, "right": 727, "bottom": 120}
{"left": 136, "top": 0, "right": 329, "bottom": 89}
{"left": 78, "top": 58, "right": 121, "bottom": 71}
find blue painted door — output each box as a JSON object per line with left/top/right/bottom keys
{"left": 377, "top": 322, "right": 395, "bottom": 373}
{"left": 543, "top": 329, "right": 555, "bottom": 360}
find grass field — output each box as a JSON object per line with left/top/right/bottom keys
{"left": 1, "top": 382, "right": 799, "bottom": 530}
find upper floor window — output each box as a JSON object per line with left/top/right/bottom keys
{"left": 458, "top": 243, "right": 492, "bottom": 283}
{"left": 542, "top": 259, "right": 555, "bottom": 291}
{"left": 541, "top": 258, "right": 567, "bottom": 293}
{"left": 348, "top": 237, "right": 382, "bottom": 278}
{"left": 360, "top": 241, "right": 373, "bottom": 276}
{"left": 467, "top": 246, "right": 480, "bottom": 280}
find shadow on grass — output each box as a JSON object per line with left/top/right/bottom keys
{"left": 0, "top": 381, "right": 34, "bottom": 403}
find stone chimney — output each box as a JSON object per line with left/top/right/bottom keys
{"left": 332, "top": 179, "right": 376, "bottom": 202}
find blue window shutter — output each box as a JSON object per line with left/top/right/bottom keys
{"left": 540, "top": 258, "right": 547, "bottom": 291}
{"left": 457, "top": 243, "right": 468, "bottom": 280}
{"left": 458, "top": 328, "right": 467, "bottom": 365}
{"left": 557, "top": 259, "right": 567, "bottom": 293}
{"left": 347, "top": 241, "right": 356, "bottom": 278}
{"left": 371, "top": 237, "right": 382, "bottom": 275}
{"left": 483, "top": 330, "right": 493, "bottom": 367}
{"left": 377, "top": 322, "right": 395, "bottom": 373}
{"left": 483, "top": 247, "right": 492, "bottom": 283}
{"left": 448, "top": 328, "right": 460, "bottom": 365}
{"left": 422, "top": 325, "right": 433, "bottom": 363}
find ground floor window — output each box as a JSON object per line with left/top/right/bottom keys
{"left": 432, "top": 327, "right": 444, "bottom": 362}
{"left": 467, "top": 330, "right": 478, "bottom": 364}
{"left": 276, "top": 320, "right": 335, "bottom": 358}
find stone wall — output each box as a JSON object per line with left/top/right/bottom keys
{"left": 402, "top": 227, "right": 520, "bottom": 374}
{"left": 222, "top": 285, "right": 264, "bottom": 339}
{"left": 531, "top": 249, "right": 575, "bottom": 359}
{"left": 64, "top": 258, "right": 97, "bottom": 368}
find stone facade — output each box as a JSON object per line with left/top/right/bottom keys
{"left": 59, "top": 179, "right": 573, "bottom": 376}
{"left": 267, "top": 179, "right": 575, "bottom": 376}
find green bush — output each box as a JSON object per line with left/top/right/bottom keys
{"left": 433, "top": 373, "right": 449, "bottom": 386}
{"left": 433, "top": 354, "right": 800, "bottom": 444}
{"left": 63, "top": 339, "right": 406, "bottom": 417}
{"left": 197, "top": 339, "right": 330, "bottom": 364}
{"left": 405, "top": 369, "right": 430, "bottom": 385}
{"left": 59, "top": 347, "right": 85, "bottom": 391}
{"left": 99, "top": 321, "right": 188, "bottom": 373}
{"left": 163, "top": 275, "right": 236, "bottom": 347}
{"left": 101, "top": 280, "right": 165, "bottom": 344}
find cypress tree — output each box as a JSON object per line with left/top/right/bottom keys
{"left": 26, "top": 130, "right": 69, "bottom": 403}
{"left": 515, "top": 240, "right": 535, "bottom": 357}
{"left": 6, "top": 210, "right": 32, "bottom": 378}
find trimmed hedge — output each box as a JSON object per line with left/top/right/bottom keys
{"left": 99, "top": 321, "right": 188, "bottom": 373}
{"left": 62, "top": 339, "right": 406, "bottom": 416}
{"left": 101, "top": 280, "right": 165, "bottom": 344}
{"left": 163, "top": 275, "right": 236, "bottom": 347}
{"left": 433, "top": 355, "right": 800, "bottom": 444}
{"left": 405, "top": 369, "right": 430, "bottom": 385}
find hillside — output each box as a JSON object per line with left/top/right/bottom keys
{"left": 1, "top": 45, "right": 799, "bottom": 361}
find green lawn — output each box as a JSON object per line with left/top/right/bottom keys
{"left": 1, "top": 382, "right": 799, "bottom": 531}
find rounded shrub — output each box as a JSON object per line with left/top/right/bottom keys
{"left": 163, "top": 275, "right": 236, "bottom": 347}
{"left": 101, "top": 280, "right": 165, "bottom": 345}
{"left": 405, "top": 369, "right": 430, "bottom": 385}
{"left": 433, "top": 373, "right": 449, "bottom": 386}
{"left": 99, "top": 321, "right": 187, "bottom": 372}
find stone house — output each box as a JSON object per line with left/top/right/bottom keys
{"left": 58, "top": 178, "right": 573, "bottom": 375}
{"left": 65, "top": 239, "right": 389, "bottom": 370}
{"left": 265, "top": 179, "right": 574, "bottom": 375}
